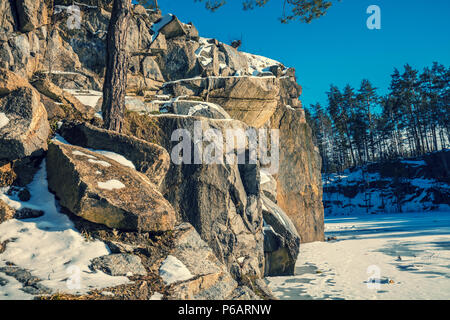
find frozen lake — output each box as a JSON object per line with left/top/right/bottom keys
{"left": 267, "top": 212, "right": 450, "bottom": 300}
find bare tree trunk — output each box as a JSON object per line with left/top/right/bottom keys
{"left": 101, "top": 0, "right": 131, "bottom": 132}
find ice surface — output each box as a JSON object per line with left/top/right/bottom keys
{"left": 267, "top": 211, "right": 450, "bottom": 300}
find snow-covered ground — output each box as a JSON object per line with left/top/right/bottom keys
{"left": 267, "top": 211, "right": 450, "bottom": 300}
{"left": 0, "top": 161, "right": 132, "bottom": 300}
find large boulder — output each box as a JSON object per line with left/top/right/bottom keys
{"left": 163, "top": 76, "right": 280, "bottom": 128}
{"left": 269, "top": 105, "right": 324, "bottom": 243}
{"left": 58, "top": 122, "right": 170, "bottom": 187}
{"left": 0, "top": 87, "right": 50, "bottom": 161}
{"left": 124, "top": 113, "right": 265, "bottom": 281}
{"left": 262, "top": 194, "right": 300, "bottom": 276}
{"left": 46, "top": 142, "right": 176, "bottom": 232}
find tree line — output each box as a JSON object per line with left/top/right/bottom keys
{"left": 306, "top": 63, "right": 450, "bottom": 173}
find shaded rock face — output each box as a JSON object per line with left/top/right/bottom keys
{"left": 124, "top": 114, "right": 265, "bottom": 280}
{"left": 262, "top": 194, "right": 300, "bottom": 276}
{"left": 16, "top": 0, "right": 48, "bottom": 33}
{"left": 58, "top": 122, "right": 170, "bottom": 187}
{"left": 46, "top": 142, "right": 176, "bottom": 232}
{"left": 158, "top": 38, "right": 201, "bottom": 82}
{"left": 0, "top": 87, "right": 50, "bottom": 162}
{"left": 162, "top": 76, "right": 280, "bottom": 128}
{"left": 165, "top": 223, "right": 238, "bottom": 300}
{"left": 269, "top": 105, "right": 324, "bottom": 243}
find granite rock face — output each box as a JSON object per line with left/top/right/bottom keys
{"left": 124, "top": 114, "right": 265, "bottom": 281}
{"left": 269, "top": 105, "right": 324, "bottom": 243}
{"left": 162, "top": 76, "right": 280, "bottom": 128}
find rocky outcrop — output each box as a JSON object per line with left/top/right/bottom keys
{"left": 0, "top": 87, "right": 50, "bottom": 161}
{"left": 269, "top": 105, "right": 324, "bottom": 243}
{"left": 124, "top": 113, "right": 265, "bottom": 281}
{"left": 0, "top": 0, "right": 324, "bottom": 299}
{"left": 163, "top": 76, "right": 280, "bottom": 127}
{"left": 58, "top": 122, "right": 170, "bottom": 187}
{"left": 46, "top": 142, "right": 176, "bottom": 232}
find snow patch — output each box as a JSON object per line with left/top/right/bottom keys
{"left": 88, "top": 159, "right": 111, "bottom": 167}
{"left": 159, "top": 255, "right": 194, "bottom": 285}
{"left": 0, "top": 161, "right": 129, "bottom": 299}
{"left": 90, "top": 150, "right": 135, "bottom": 170}
{"left": 0, "top": 112, "right": 9, "bottom": 129}
{"left": 97, "top": 180, "right": 125, "bottom": 191}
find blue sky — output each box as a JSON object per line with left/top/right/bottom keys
{"left": 154, "top": 0, "right": 450, "bottom": 109}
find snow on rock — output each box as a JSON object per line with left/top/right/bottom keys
{"left": 97, "top": 179, "right": 126, "bottom": 191}
{"left": 149, "top": 292, "right": 163, "bottom": 300}
{"left": 54, "top": 134, "right": 136, "bottom": 170}
{"left": 0, "top": 112, "right": 9, "bottom": 129}
{"left": 159, "top": 255, "right": 194, "bottom": 285}
{"left": 241, "top": 52, "right": 285, "bottom": 76}
{"left": 88, "top": 159, "right": 111, "bottom": 167}
{"left": 151, "top": 14, "right": 174, "bottom": 42}
{"left": 91, "top": 150, "right": 136, "bottom": 170}
{"left": 0, "top": 161, "right": 130, "bottom": 299}
{"left": 63, "top": 89, "right": 102, "bottom": 109}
